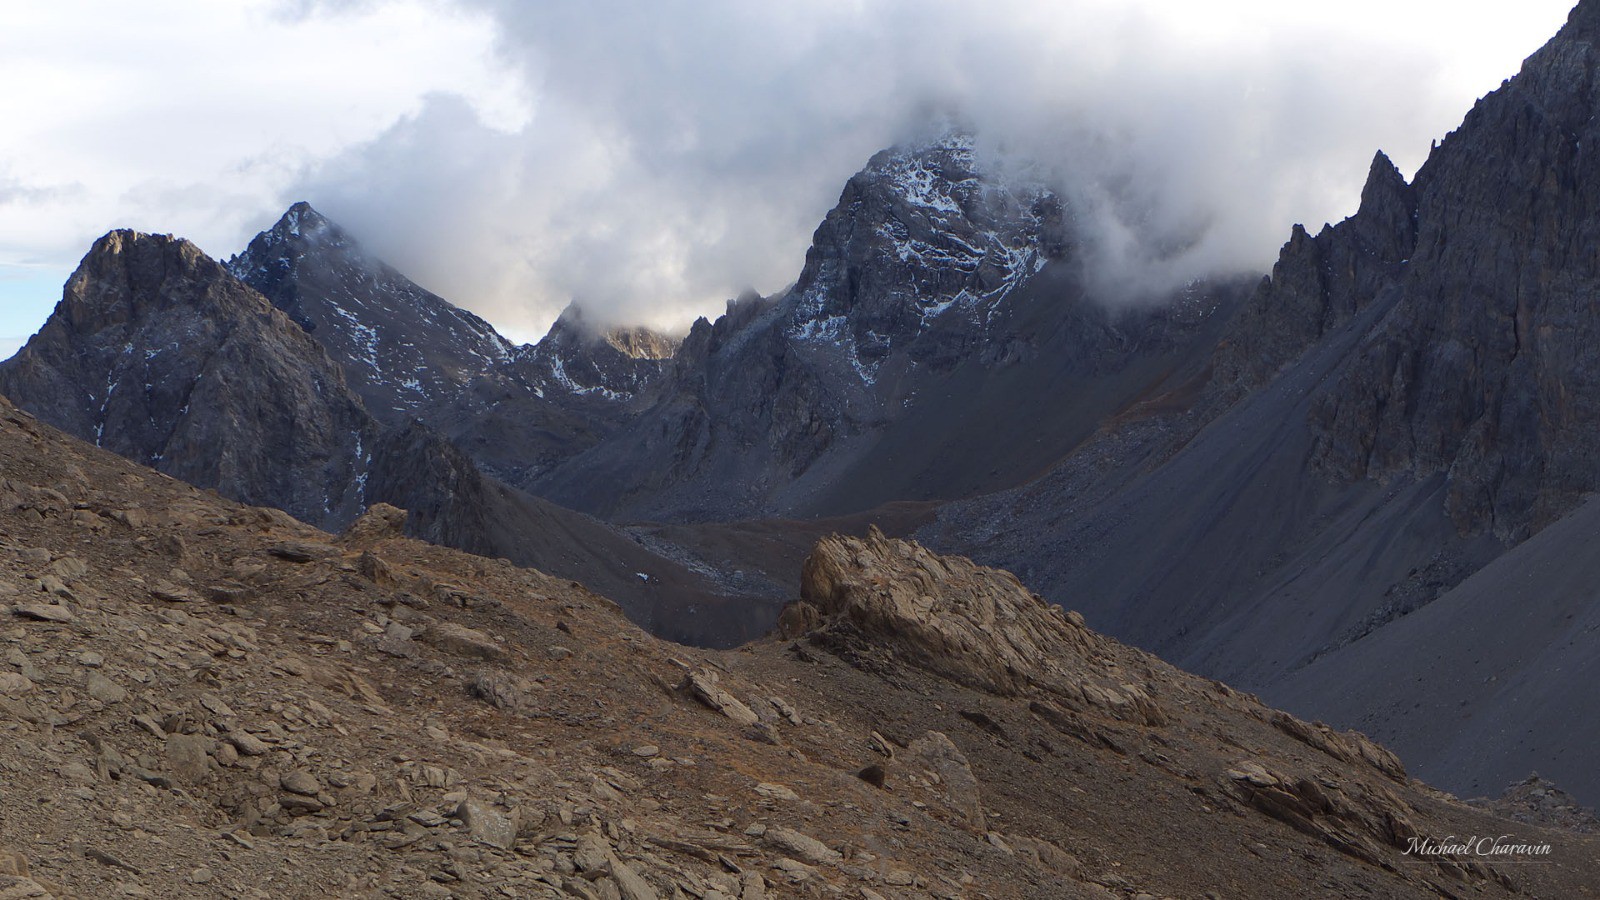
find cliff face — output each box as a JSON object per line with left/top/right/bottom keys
{"left": 1215, "top": 151, "right": 1417, "bottom": 389}
{"left": 922, "top": 0, "right": 1600, "bottom": 807}
{"left": 0, "top": 230, "right": 377, "bottom": 528}
{"left": 1305, "top": 6, "right": 1600, "bottom": 540}
{"left": 1208, "top": 4, "right": 1600, "bottom": 542}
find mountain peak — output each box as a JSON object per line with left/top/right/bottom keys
{"left": 784, "top": 127, "right": 1063, "bottom": 374}
{"left": 63, "top": 229, "right": 245, "bottom": 329}
{"left": 544, "top": 302, "right": 679, "bottom": 361}
{"left": 259, "top": 201, "right": 346, "bottom": 249}
{"left": 1355, "top": 149, "right": 1415, "bottom": 228}
{"left": 227, "top": 203, "right": 514, "bottom": 419}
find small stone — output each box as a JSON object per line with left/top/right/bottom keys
{"left": 60, "top": 762, "right": 96, "bottom": 783}
{"left": 681, "top": 669, "right": 760, "bottom": 727}
{"left": 574, "top": 831, "right": 612, "bottom": 876}
{"left": 425, "top": 623, "right": 507, "bottom": 661}
{"left": 547, "top": 646, "right": 574, "bottom": 661}
{"left": 266, "top": 542, "right": 335, "bottom": 563}
{"left": 36, "top": 575, "right": 73, "bottom": 599}
{"left": 148, "top": 581, "right": 193, "bottom": 602}
{"left": 228, "top": 732, "right": 270, "bottom": 757}
{"left": 754, "top": 783, "right": 799, "bottom": 801}
{"left": 763, "top": 827, "right": 842, "bottom": 866}
{"left": 1226, "top": 761, "right": 1279, "bottom": 788}
{"left": 190, "top": 867, "right": 215, "bottom": 884}
{"left": 456, "top": 796, "right": 515, "bottom": 850}
{"left": 45, "top": 556, "right": 88, "bottom": 581}
{"left": 0, "top": 673, "right": 33, "bottom": 697}
{"left": 632, "top": 745, "right": 659, "bottom": 758}
{"left": 280, "top": 794, "right": 325, "bottom": 815}
{"left": 166, "top": 733, "right": 212, "bottom": 785}
{"left": 85, "top": 672, "right": 126, "bottom": 704}
{"left": 408, "top": 810, "right": 447, "bottom": 828}
{"left": 77, "top": 651, "right": 103, "bottom": 668}
{"left": 610, "top": 855, "right": 659, "bottom": 900}
{"left": 281, "top": 769, "right": 321, "bottom": 796}
{"left": 11, "top": 604, "right": 72, "bottom": 624}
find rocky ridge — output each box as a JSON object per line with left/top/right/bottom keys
{"left": 2, "top": 392, "right": 1596, "bottom": 897}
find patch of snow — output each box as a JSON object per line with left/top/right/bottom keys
{"left": 542, "top": 351, "right": 626, "bottom": 401}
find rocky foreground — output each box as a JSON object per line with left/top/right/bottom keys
{"left": 0, "top": 392, "right": 1596, "bottom": 899}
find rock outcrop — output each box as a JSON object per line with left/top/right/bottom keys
{"left": 798, "top": 528, "right": 1102, "bottom": 697}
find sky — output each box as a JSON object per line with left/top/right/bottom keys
{"left": 0, "top": 0, "right": 1580, "bottom": 356}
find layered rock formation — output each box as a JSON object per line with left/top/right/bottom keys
{"left": 1305, "top": 4, "right": 1600, "bottom": 540}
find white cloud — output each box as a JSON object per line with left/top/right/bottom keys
{"left": 0, "top": 0, "right": 1580, "bottom": 346}
{"left": 0, "top": 0, "right": 519, "bottom": 345}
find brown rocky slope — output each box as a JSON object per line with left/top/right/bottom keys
{"left": 0, "top": 392, "right": 1595, "bottom": 898}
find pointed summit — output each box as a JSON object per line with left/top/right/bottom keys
{"left": 787, "top": 126, "right": 1065, "bottom": 370}
{"left": 226, "top": 203, "right": 513, "bottom": 422}
{"left": 266, "top": 200, "right": 341, "bottom": 243}
{"left": 1356, "top": 151, "right": 1409, "bottom": 217}
{"left": 1351, "top": 149, "right": 1418, "bottom": 264}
